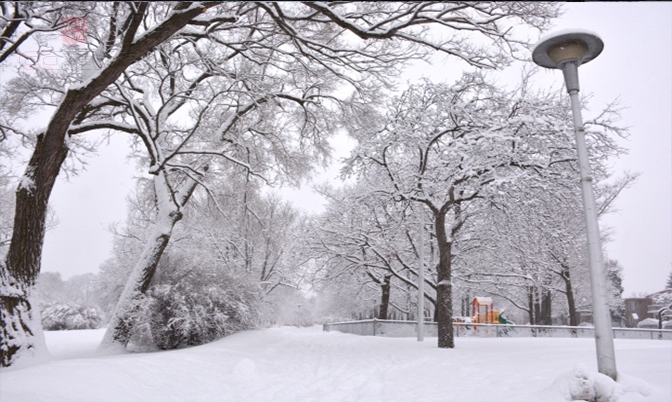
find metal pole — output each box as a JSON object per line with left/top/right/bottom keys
{"left": 562, "top": 61, "right": 618, "bottom": 380}
{"left": 417, "top": 208, "right": 425, "bottom": 342}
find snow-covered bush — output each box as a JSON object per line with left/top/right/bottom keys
{"left": 41, "top": 303, "right": 104, "bottom": 330}
{"left": 651, "top": 291, "right": 672, "bottom": 306}
{"left": 552, "top": 363, "right": 614, "bottom": 402}
{"left": 137, "top": 268, "right": 260, "bottom": 350}
{"left": 637, "top": 318, "right": 659, "bottom": 329}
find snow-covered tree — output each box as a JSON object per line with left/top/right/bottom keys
{"left": 1, "top": 1, "right": 227, "bottom": 367}
{"left": 0, "top": 156, "right": 17, "bottom": 252}
{"left": 342, "top": 72, "right": 628, "bottom": 347}
{"left": 95, "top": 161, "right": 313, "bottom": 348}
{"left": 136, "top": 262, "right": 259, "bottom": 350}
{"left": 459, "top": 130, "right": 634, "bottom": 326}
{"left": 605, "top": 259, "right": 625, "bottom": 324}
{"left": 41, "top": 303, "right": 104, "bottom": 331}
{"left": 1, "top": 1, "right": 560, "bottom": 365}
{"left": 0, "top": 2, "right": 96, "bottom": 67}
{"left": 34, "top": 271, "right": 105, "bottom": 330}
{"left": 93, "top": 180, "right": 157, "bottom": 319}
{"left": 308, "top": 182, "right": 437, "bottom": 321}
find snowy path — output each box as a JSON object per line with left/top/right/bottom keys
{"left": 1, "top": 326, "right": 670, "bottom": 401}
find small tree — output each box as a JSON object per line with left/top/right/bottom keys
{"left": 310, "top": 183, "right": 437, "bottom": 321}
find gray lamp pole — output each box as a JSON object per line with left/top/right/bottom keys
{"left": 532, "top": 30, "right": 617, "bottom": 381}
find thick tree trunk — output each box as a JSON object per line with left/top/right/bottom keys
{"left": 461, "top": 292, "right": 471, "bottom": 317}
{"left": 0, "top": 272, "right": 46, "bottom": 366}
{"left": 0, "top": 4, "right": 211, "bottom": 367}
{"left": 435, "top": 208, "right": 454, "bottom": 348}
{"left": 100, "top": 172, "right": 198, "bottom": 350}
{"left": 562, "top": 266, "right": 579, "bottom": 326}
{"left": 541, "top": 288, "right": 552, "bottom": 325}
{"left": 528, "top": 286, "right": 536, "bottom": 325}
{"left": 528, "top": 286, "right": 552, "bottom": 325}
{"left": 379, "top": 275, "right": 391, "bottom": 320}
{"left": 1, "top": 135, "right": 68, "bottom": 365}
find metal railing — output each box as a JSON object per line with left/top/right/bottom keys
{"left": 323, "top": 319, "right": 672, "bottom": 340}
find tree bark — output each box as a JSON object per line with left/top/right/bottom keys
{"left": 528, "top": 286, "right": 552, "bottom": 325}
{"left": 435, "top": 207, "right": 454, "bottom": 348}
{"left": 541, "top": 288, "right": 552, "bottom": 325}
{"left": 528, "top": 286, "right": 536, "bottom": 325}
{"left": 379, "top": 275, "right": 391, "bottom": 320}
{"left": 562, "top": 266, "right": 578, "bottom": 326}
{"left": 0, "top": 3, "right": 212, "bottom": 367}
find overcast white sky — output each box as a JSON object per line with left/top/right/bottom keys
{"left": 37, "top": 3, "right": 671, "bottom": 297}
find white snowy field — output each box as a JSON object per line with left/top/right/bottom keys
{"left": 1, "top": 326, "right": 670, "bottom": 402}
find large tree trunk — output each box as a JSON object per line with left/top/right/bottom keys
{"left": 541, "top": 288, "right": 552, "bottom": 325}
{"left": 561, "top": 266, "right": 579, "bottom": 326}
{"left": 0, "top": 4, "right": 211, "bottom": 367}
{"left": 0, "top": 269, "right": 47, "bottom": 366}
{"left": 100, "top": 172, "right": 198, "bottom": 350}
{"left": 379, "top": 275, "right": 391, "bottom": 320}
{"left": 528, "top": 286, "right": 552, "bottom": 325}
{"left": 528, "top": 286, "right": 536, "bottom": 325}
{"left": 461, "top": 292, "right": 471, "bottom": 317}
{"left": 435, "top": 208, "right": 454, "bottom": 348}
{"left": 1, "top": 134, "right": 68, "bottom": 366}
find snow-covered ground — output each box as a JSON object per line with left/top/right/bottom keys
{"left": 1, "top": 326, "right": 670, "bottom": 402}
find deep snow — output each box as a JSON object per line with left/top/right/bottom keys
{"left": 1, "top": 326, "right": 670, "bottom": 402}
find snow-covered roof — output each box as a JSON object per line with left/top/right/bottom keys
{"left": 648, "top": 289, "right": 672, "bottom": 297}
{"left": 636, "top": 318, "right": 659, "bottom": 328}
{"left": 472, "top": 297, "right": 493, "bottom": 305}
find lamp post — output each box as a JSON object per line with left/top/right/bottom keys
{"left": 532, "top": 30, "right": 617, "bottom": 380}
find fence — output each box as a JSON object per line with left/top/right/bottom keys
{"left": 323, "top": 319, "right": 672, "bottom": 340}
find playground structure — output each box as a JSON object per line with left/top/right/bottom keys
{"left": 455, "top": 297, "right": 514, "bottom": 325}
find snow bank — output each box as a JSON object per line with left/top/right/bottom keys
{"left": 547, "top": 362, "right": 654, "bottom": 402}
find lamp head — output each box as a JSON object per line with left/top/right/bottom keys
{"left": 532, "top": 30, "right": 603, "bottom": 69}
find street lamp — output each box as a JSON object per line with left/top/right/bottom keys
{"left": 532, "top": 30, "right": 617, "bottom": 381}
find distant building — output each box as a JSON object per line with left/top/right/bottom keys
{"left": 623, "top": 289, "right": 672, "bottom": 329}
{"left": 624, "top": 297, "right": 652, "bottom": 328}
{"left": 647, "top": 289, "right": 672, "bottom": 324}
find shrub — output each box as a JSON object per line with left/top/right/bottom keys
{"left": 41, "top": 303, "right": 104, "bottom": 330}
{"left": 140, "top": 269, "right": 260, "bottom": 350}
